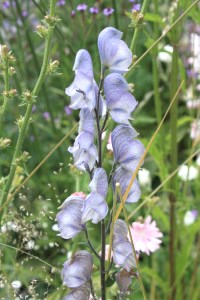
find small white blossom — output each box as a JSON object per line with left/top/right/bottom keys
{"left": 178, "top": 164, "right": 199, "bottom": 181}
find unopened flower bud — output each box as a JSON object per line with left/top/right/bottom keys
{"left": 36, "top": 25, "right": 48, "bottom": 38}
{"left": 0, "top": 138, "right": 11, "bottom": 149}
{"left": 9, "top": 66, "right": 16, "bottom": 75}
{"left": 44, "top": 15, "right": 60, "bottom": 26}
{"left": 1, "top": 45, "right": 9, "bottom": 59}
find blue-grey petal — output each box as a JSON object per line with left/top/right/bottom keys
{"left": 89, "top": 168, "right": 108, "bottom": 198}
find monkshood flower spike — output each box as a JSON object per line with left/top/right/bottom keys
{"left": 104, "top": 73, "right": 138, "bottom": 124}
{"left": 98, "top": 27, "right": 132, "bottom": 74}
{"left": 82, "top": 168, "right": 108, "bottom": 223}
{"left": 56, "top": 195, "right": 84, "bottom": 239}
{"left": 112, "top": 219, "right": 136, "bottom": 271}
{"left": 65, "top": 49, "right": 96, "bottom": 111}
{"left": 62, "top": 250, "right": 93, "bottom": 288}
{"left": 111, "top": 124, "right": 145, "bottom": 172}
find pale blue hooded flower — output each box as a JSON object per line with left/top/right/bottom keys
{"left": 63, "top": 283, "right": 90, "bottom": 300}
{"left": 56, "top": 195, "right": 84, "bottom": 239}
{"left": 62, "top": 250, "right": 93, "bottom": 288}
{"left": 82, "top": 168, "right": 108, "bottom": 224}
{"left": 116, "top": 269, "right": 133, "bottom": 295}
{"left": 112, "top": 220, "right": 136, "bottom": 271}
{"left": 65, "top": 49, "right": 96, "bottom": 111}
{"left": 98, "top": 27, "right": 132, "bottom": 74}
{"left": 113, "top": 166, "right": 141, "bottom": 203}
{"left": 68, "top": 108, "right": 98, "bottom": 171}
{"left": 111, "top": 125, "right": 145, "bottom": 171}
{"left": 104, "top": 73, "right": 138, "bottom": 124}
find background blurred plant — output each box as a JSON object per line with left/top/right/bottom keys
{"left": 0, "top": 0, "right": 200, "bottom": 299}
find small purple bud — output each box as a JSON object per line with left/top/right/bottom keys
{"left": 57, "top": 0, "right": 66, "bottom": 6}
{"left": 22, "top": 10, "right": 28, "bottom": 18}
{"left": 62, "top": 250, "right": 93, "bottom": 288}
{"left": 77, "top": 4, "right": 87, "bottom": 11}
{"left": 71, "top": 10, "right": 76, "bottom": 17}
{"left": 103, "top": 8, "right": 114, "bottom": 16}
{"left": 2, "top": 1, "right": 10, "bottom": 9}
{"left": 64, "top": 105, "right": 72, "bottom": 115}
{"left": 132, "top": 4, "right": 141, "bottom": 11}
{"left": 32, "top": 105, "right": 36, "bottom": 113}
{"left": 42, "top": 111, "right": 50, "bottom": 120}
{"left": 89, "top": 7, "right": 99, "bottom": 14}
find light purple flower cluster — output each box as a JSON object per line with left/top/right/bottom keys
{"left": 57, "top": 26, "right": 144, "bottom": 298}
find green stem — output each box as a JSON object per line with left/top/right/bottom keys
{"left": 169, "top": 30, "right": 179, "bottom": 300}
{"left": 130, "top": 0, "right": 149, "bottom": 53}
{"left": 0, "top": 0, "right": 57, "bottom": 223}
{"left": 0, "top": 60, "right": 9, "bottom": 129}
{"left": 112, "top": 0, "right": 119, "bottom": 29}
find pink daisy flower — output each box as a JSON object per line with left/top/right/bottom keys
{"left": 130, "top": 216, "right": 163, "bottom": 255}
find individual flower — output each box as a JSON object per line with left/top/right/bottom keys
{"left": 112, "top": 219, "right": 136, "bottom": 271}
{"left": 57, "top": 0, "right": 66, "bottom": 6}
{"left": 111, "top": 125, "right": 145, "bottom": 171}
{"left": 68, "top": 108, "right": 98, "bottom": 171}
{"left": 116, "top": 269, "right": 133, "bottom": 295}
{"left": 11, "top": 280, "right": 22, "bottom": 290}
{"left": 113, "top": 167, "right": 141, "bottom": 203}
{"left": 103, "top": 8, "right": 114, "bottom": 16}
{"left": 186, "top": 99, "right": 200, "bottom": 109}
{"left": 138, "top": 168, "right": 151, "bottom": 188}
{"left": 190, "top": 120, "right": 200, "bottom": 141}
{"left": 82, "top": 168, "right": 108, "bottom": 223}
{"left": 62, "top": 250, "right": 93, "bottom": 288}
{"left": 63, "top": 283, "right": 90, "bottom": 300}
{"left": 158, "top": 45, "right": 173, "bottom": 63}
{"left": 89, "top": 7, "right": 99, "bottom": 14}
{"left": 65, "top": 50, "right": 96, "bottom": 111}
{"left": 184, "top": 210, "right": 198, "bottom": 225}
{"left": 130, "top": 216, "right": 163, "bottom": 255}
{"left": 71, "top": 10, "right": 76, "bottom": 17}
{"left": 132, "top": 4, "right": 141, "bottom": 11}
{"left": 98, "top": 27, "right": 132, "bottom": 74}
{"left": 77, "top": 4, "right": 87, "bottom": 11}
{"left": 178, "top": 164, "right": 199, "bottom": 181}
{"left": 104, "top": 73, "right": 138, "bottom": 124}
{"left": 2, "top": 1, "right": 10, "bottom": 9}
{"left": 42, "top": 111, "right": 50, "bottom": 120}
{"left": 56, "top": 195, "right": 85, "bottom": 239}
{"left": 64, "top": 105, "right": 72, "bottom": 115}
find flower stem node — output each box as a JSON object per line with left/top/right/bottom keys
{"left": 36, "top": 25, "right": 48, "bottom": 38}
{"left": 44, "top": 15, "right": 61, "bottom": 27}
{"left": 16, "top": 116, "right": 25, "bottom": 129}
{"left": 21, "top": 90, "right": 37, "bottom": 106}
{"left": 126, "top": 11, "right": 144, "bottom": 28}
{"left": 2, "top": 89, "right": 17, "bottom": 99}
{"left": 0, "top": 138, "right": 11, "bottom": 149}
{"left": 16, "top": 151, "right": 31, "bottom": 164}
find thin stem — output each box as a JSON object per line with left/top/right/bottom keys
{"left": 84, "top": 228, "right": 101, "bottom": 260}
{"left": 0, "top": 59, "right": 9, "bottom": 129}
{"left": 0, "top": 0, "right": 57, "bottom": 223}
{"left": 130, "top": 0, "right": 149, "bottom": 53}
{"left": 112, "top": 0, "right": 119, "bottom": 29}
{"left": 100, "top": 220, "right": 106, "bottom": 300}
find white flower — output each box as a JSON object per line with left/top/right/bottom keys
{"left": 138, "top": 168, "right": 151, "bottom": 188}
{"left": 190, "top": 120, "right": 200, "bottom": 141}
{"left": 184, "top": 210, "right": 198, "bottom": 226}
{"left": 158, "top": 45, "right": 173, "bottom": 63}
{"left": 196, "top": 155, "right": 200, "bottom": 166}
{"left": 178, "top": 164, "right": 199, "bottom": 181}
{"left": 11, "top": 280, "right": 22, "bottom": 290}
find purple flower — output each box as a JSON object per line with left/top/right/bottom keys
{"left": 113, "top": 166, "right": 141, "bottom": 203}
{"left": 64, "top": 105, "right": 72, "bottom": 115}
{"left": 22, "top": 11, "right": 28, "bottom": 18}
{"left": 112, "top": 219, "right": 136, "bottom": 271}
{"left": 103, "top": 8, "right": 114, "bottom": 16}
{"left": 132, "top": 4, "right": 141, "bottom": 11}
{"left": 68, "top": 108, "right": 97, "bottom": 171}
{"left": 89, "top": 7, "right": 99, "bottom": 14}
{"left": 62, "top": 250, "right": 93, "bottom": 288}
{"left": 42, "top": 111, "right": 50, "bottom": 120}
{"left": 104, "top": 73, "right": 138, "bottom": 124}
{"left": 65, "top": 49, "right": 96, "bottom": 111}
{"left": 98, "top": 27, "right": 132, "bottom": 74}
{"left": 63, "top": 283, "right": 90, "bottom": 300}
{"left": 82, "top": 168, "right": 108, "bottom": 224}
{"left": 2, "top": 1, "right": 10, "bottom": 9}
{"left": 71, "top": 10, "right": 76, "bottom": 17}
{"left": 116, "top": 269, "right": 133, "bottom": 294}
{"left": 111, "top": 125, "right": 145, "bottom": 171}
{"left": 57, "top": 0, "right": 65, "bottom": 6}
{"left": 77, "top": 4, "right": 87, "bottom": 11}
{"left": 56, "top": 195, "right": 85, "bottom": 239}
